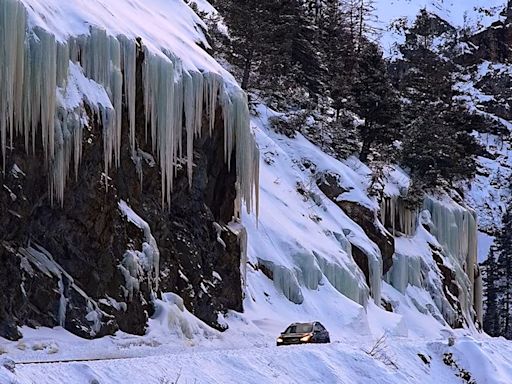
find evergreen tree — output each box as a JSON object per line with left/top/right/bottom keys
{"left": 351, "top": 42, "right": 401, "bottom": 161}
{"left": 398, "top": 10, "right": 481, "bottom": 186}
{"left": 216, "top": 0, "right": 321, "bottom": 103}
{"left": 315, "top": 1, "right": 400, "bottom": 161}
{"left": 482, "top": 246, "right": 502, "bottom": 337}
{"left": 214, "top": 0, "right": 276, "bottom": 90}
{"left": 317, "top": 0, "right": 356, "bottom": 116}
{"left": 268, "top": 0, "right": 322, "bottom": 97}
{"left": 496, "top": 205, "right": 512, "bottom": 338}
{"left": 341, "top": 0, "right": 379, "bottom": 48}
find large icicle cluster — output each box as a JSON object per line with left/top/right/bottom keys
{"left": 0, "top": 0, "right": 259, "bottom": 212}
{"left": 423, "top": 196, "right": 483, "bottom": 324}
{"left": 379, "top": 163, "right": 482, "bottom": 325}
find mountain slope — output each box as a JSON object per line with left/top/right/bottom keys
{"left": 375, "top": 0, "right": 508, "bottom": 56}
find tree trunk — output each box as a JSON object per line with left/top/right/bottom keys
{"left": 241, "top": 51, "right": 253, "bottom": 91}
{"left": 358, "top": 1, "right": 364, "bottom": 51}
{"left": 359, "top": 122, "right": 373, "bottom": 162}
{"left": 359, "top": 137, "right": 372, "bottom": 162}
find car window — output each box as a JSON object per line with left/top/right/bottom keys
{"left": 314, "top": 323, "right": 325, "bottom": 332}
{"left": 285, "top": 324, "right": 313, "bottom": 333}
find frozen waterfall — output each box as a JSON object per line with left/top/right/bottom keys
{"left": 383, "top": 194, "right": 483, "bottom": 326}
{"left": 423, "top": 196, "right": 483, "bottom": 325}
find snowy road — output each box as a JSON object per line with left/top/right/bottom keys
{"left": 11, "top": 341, "right": 425, "bottom": 384}
{"left": 8, "top": 336, "right": 512, "bottom": 384}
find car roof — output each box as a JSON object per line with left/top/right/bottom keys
{"left": 289, "top": 322, "right": 315, "bottom": 326}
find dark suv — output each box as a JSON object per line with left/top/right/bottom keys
{"left": 276, "top": 321, "right": 330, "bottom": 346}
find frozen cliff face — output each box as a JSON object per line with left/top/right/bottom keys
{"left": 0, "top": 0, "right": 258, "bottom": 339}
{"left": 423, "top": 197, "right": 482, "bottom": 324}
{"left": 379, "top": 164, "right": 482, "bottom": 327}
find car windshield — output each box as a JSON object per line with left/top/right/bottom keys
{"left": 285, "top": 323, "right": 313, "bottom": 334}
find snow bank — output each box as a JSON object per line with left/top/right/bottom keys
{"left": 8, "top": 331, "right": 512, "bottom": 384}
{"left": 148, "top": 293, "right": 219, "bottom": 340}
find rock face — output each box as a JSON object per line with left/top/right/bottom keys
{"left": 0, "top": 49, "right": 243, "bottom": 340}
{"left": 316, "top": 172, "right": 395, "bottom": 278}
{"left": 337, "top": 201, "right": 395, "bottom": 275}
{"left": 468, "top": 7, "right": 512, "bottom": 64}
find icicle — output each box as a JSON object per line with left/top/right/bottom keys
{"left": 119, "top": 36, "right": 137, "bottom": 156}
{"left": 384, "top": 253, "right": 422, "bottom": 294}
{"left": 184, "top": 71, "right": 195, "bottom": 187}
{"left": 0, "top": 0, "right": 26, "bottom": 168}
{"left": 380, "top": 196, "right": 418, "bottom": 236}
{"left": 1, "top": 0, "right": 260, "bottom": 216}
{"left": 423, "top": 196, "right": 481, "bottom": 323}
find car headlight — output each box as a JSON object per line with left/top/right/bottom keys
{"left": 277, "top": 337, "right": 283, "bottom": 343}
{"left": 300, "top": 334, "right": 312, "bottom": 342}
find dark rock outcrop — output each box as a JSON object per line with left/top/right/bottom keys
{"left": 317, "top": 172, "right": 395, "bottom": 277}
{"left": 431, "top": 248, "right": 464, "bottom": 329}
{"left": 468, "top": 19, "right": 512, "bottom": 64}
{"left": 337, "top": 200, "right": 394, "bottom": 275}
{"left": 351, "top": 245, "right": 370, "bottom": 287}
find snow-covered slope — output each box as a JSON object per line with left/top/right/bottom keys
{"left": 450, "top": 60, "right": 512, "bottom": 263}
{"left": 1, "top": 0, "right": 510, "bottom": 382}
{"left": 242, "top": 104, "right": 482, "bottom": 332}
{"left": 243, "top": 105, "right": 377, "bottom": 308}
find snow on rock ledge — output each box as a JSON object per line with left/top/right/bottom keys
{"left": 0, "top": 0, "right": 259, "bottom": 211}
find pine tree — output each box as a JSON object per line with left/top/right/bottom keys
{"left": 398, "top": 10, "right": 481, "bottom": 186}
{"left": 483, "top": 246, "right": 502, "bottom": 337}
{"left": 341, "top": 0, "right": 379, "bottom": 49}
{"left": 269, "top": 0, "right": 322, "bottom": 97}
{"left": 317, "top": 0, "right": 356, "bottom": 116}
{"left": 496, "top": 205, "right": 512, "bottom": 338}
{"left": 315, "top": 1, "right": 400, "bottom": 161}
{"left": 214, "top": 0, "right": 276, "bottom": 90}
{"left": 351, "top": 42, "right": 401, "bottom": 162}
{"left": 216, "top": 0, "right": 321, "bottom": 104}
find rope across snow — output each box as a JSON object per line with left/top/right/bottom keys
{"left": 0, "top": 0, "right": 259, "bottom": 213}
